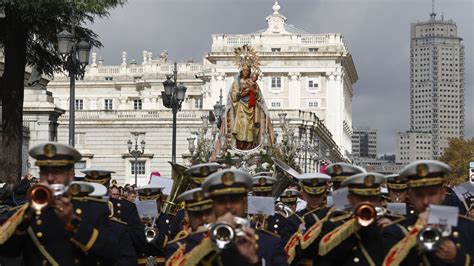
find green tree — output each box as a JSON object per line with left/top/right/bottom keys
{"left": 0, "top": 0, "right": 125, "bottom": 183}
{"left": 439, "top": 137, "right": 474, "bottom": 186}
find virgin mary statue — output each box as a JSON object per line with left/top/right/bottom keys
{"left": 221, "top": 45, "right": 276, "bottom": 151}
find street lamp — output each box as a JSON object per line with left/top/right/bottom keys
{"left": 57, "top": 20, "right": 92, "bottom": 147}
{"left": 128, "top": 134, "right": 145, "bottom": 186}
{"left": 187, "top": 137, "right": 196, "bottom": 155}
{"left": 213, "top": 89, "right": 225, "bottom": 128}
{"left": 162, "top": 62, "right": 187, "bottom": 164}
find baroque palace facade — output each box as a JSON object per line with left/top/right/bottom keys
{"left": 28, "top": 2, "right": 358, "bottom": 185}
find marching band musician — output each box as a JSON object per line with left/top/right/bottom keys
{"left": 283, "top": 173, "right": 332, "bottom": 265}
{"left": 0, "top": 142, "right": 119, "bottom": 265}
{"left": 325, "top": 163, "right": 366, "bottom": 191}
{"left": 382, "top": 160, "right": 474, "bottom": 266}
{"left": 279, "top": 189, "right": 300, "bottom": 213}
{"left": 165, "top": 188, "right": 216, "bottom": 263}
{"left": 167, "top": 169, "right": 287, "bottom": 265}
{"left": 136, "top": 184, "right": 171, "bottom": 265}
{"left": 251, "top": 175, "right": 288, "bottom": 235}
{"left": 83, "top": 168, "right": 143, "bottom": 265}
{"left": 385, "top": 174, "right": 409, "bottom": 204}
{"left": 168, "top": 163, "right": 223, "bottom": 240}
{"left": 318, "top": 173, "right": 394, "bottom": 266}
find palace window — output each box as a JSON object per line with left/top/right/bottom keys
{"left": 307, "top": 100, "right": 320, "bottom": 108}
{"left": 133, "top": 99, "right": 143, "bottom": 110}
{"left": 307, "top": 78, "right": 320, "bottom": 91}
{"left": 271, "top": 48, "right": 281, "bottom": 52}
{"left": 104, "top": 99, "right": 113, "bottom": 110}
{"left": 308, "top": 48, "right": 318, "bottom": 52}
{"left": 195, "top": 96, "right": 203, "bottom": 109}
{"left": 131, "top": 161, "right": 146, "bottom": 175}
{"left": 75, "top": 99, "right": 83, "bottom": 110}
{"left": 271, "top": 77, "right": 281, "bottom": 89}
{"left": 270, "top": 101, "right": 282, "bottom": 108}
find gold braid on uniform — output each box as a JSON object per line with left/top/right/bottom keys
{"left": 182, "top": 236, "right": 216, "bottom": 266}
{"left": 166, "top": 243, "right": 186, "bottom": 266}
{"left": 300, "top": 207, "right": 335, "bottom": 250}
{"left": 318, "top": 218, "right": 360, "bottom": 256}
{"left": 0, "top": 204, "right": 29, "bottom": 244}
{"left": 285, "top": 231, "right": 302, "bottom": 264}
{"left": 382, "top": 218, "right": 425, "bottom": 266}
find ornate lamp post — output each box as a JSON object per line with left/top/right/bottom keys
{"left": 213, "top": 89, "right": 225, "bottom": 128}
{"left": 57, "top": 13, "right": 92, "bottom": 147}
{"left": 162, "top": 62, "right": 187, "bottom": 164}
{"left": 127, "top": 134, "right": 145, "bottom": 186}
{"left": 187, "top": 137, "right": 196, "bottom": 155}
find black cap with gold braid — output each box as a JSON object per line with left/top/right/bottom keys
{"left": 341, "top": 173, "right": 385, "bottom": 196}
{"left": 279, "top": 189, "right": 300, "bottom": 204}
{"left": 176, "top": 188, "right": 212, "bottom": 212}
{"left": 29, "top": 142, "right": 81, "bottom": 167}
{"left": 81, "top": 168, "right": 115, "bottom": 185}
{"left": 399, "top": 160, "right": 450, "bottom": 188}
{"left": 185, "top": 163, "right": 223, "bottom": 185}
{"left": 202, "top": 169, "right": 252, "bottom": 197}
{"left": 325, "top": 163, "right": 366, "bottom": 184}
{"left": 297, "top": 173, "right": 330, "bottom": 195}
{"left": 137, "top": 184, "right": 164, "bottom": 201}
{"left": 252, "top": 176, "right": 276, "bottom": 193}
{"left": 385, "top": 174, "right": 408, "bottom": 191}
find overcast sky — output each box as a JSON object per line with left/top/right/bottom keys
{"left": 88, "top": 0, "right": 473, "bottom": 155}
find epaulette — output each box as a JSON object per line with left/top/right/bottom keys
{"left": 72, "top": 196, "right": 108, "bottom": 204}
{"left": 459, "top": 214, "right": 474, "bottom": 222}
{"left": 329, "top": 212, "right": 352, "bottom": 223}
{"left": 257, "top": 228, "right": 280, "bottom": 238}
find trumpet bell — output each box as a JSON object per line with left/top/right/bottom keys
{"left": 27, "top": 184, "right": 53, "bottom": 211}
{"left": 417, "top": 227, "right": 442, "bottom": 252}
{"left": 209, "top": 222, "right": 235, "bottom": 250}
{"left": 145, "top": 227, "right": 157, "bottom": 243}
{"left": 355, "top": 203, "right": 376, "bottom": 227}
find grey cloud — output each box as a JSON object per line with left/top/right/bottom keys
{"left": 87, "top": 0, "right": 473, "bottom": 154}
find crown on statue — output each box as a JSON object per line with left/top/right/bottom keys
{"left": 233, "top": 45, "right": 261, "bottom": 72}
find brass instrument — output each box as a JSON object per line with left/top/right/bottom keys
{"left": 27, "top": 184, "right": 68, "bottom": 211}
{"left": 275, "top": 202, "right": 294, "bottom": 218}
{"left": 144, "top": 217, "right": 158, "bottom": 243}
{"left": 162, "top": 162, "right": 191, "bottom": 215}
{"left": 354, "top": 204, "right": 387, "bottom": 227}
{"left": 271, "top": 158, "right": 299, "bottom": 198}
{"left": 417, "top": 224, "right": 451, "bottom": 252}
{"left": 209, "top": 216, "right": 250, "bottom": 250}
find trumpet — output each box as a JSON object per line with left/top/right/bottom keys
{"left": 354, "top": 203, "right": 387, "bottom": 227}
{"left": 417, "top": 224, "right": 451, "bottom": 252}
{"left": 275, "top": 202, "right": 294, "bottom": 218}
{"left": 209, "top": 216, "right": 250, "bottom": 250}
{"left": 27, "top": 184, "right": 68, "bottom": 211}
{"left": 144, "top": 217, "right": 158, "bottom": 243}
